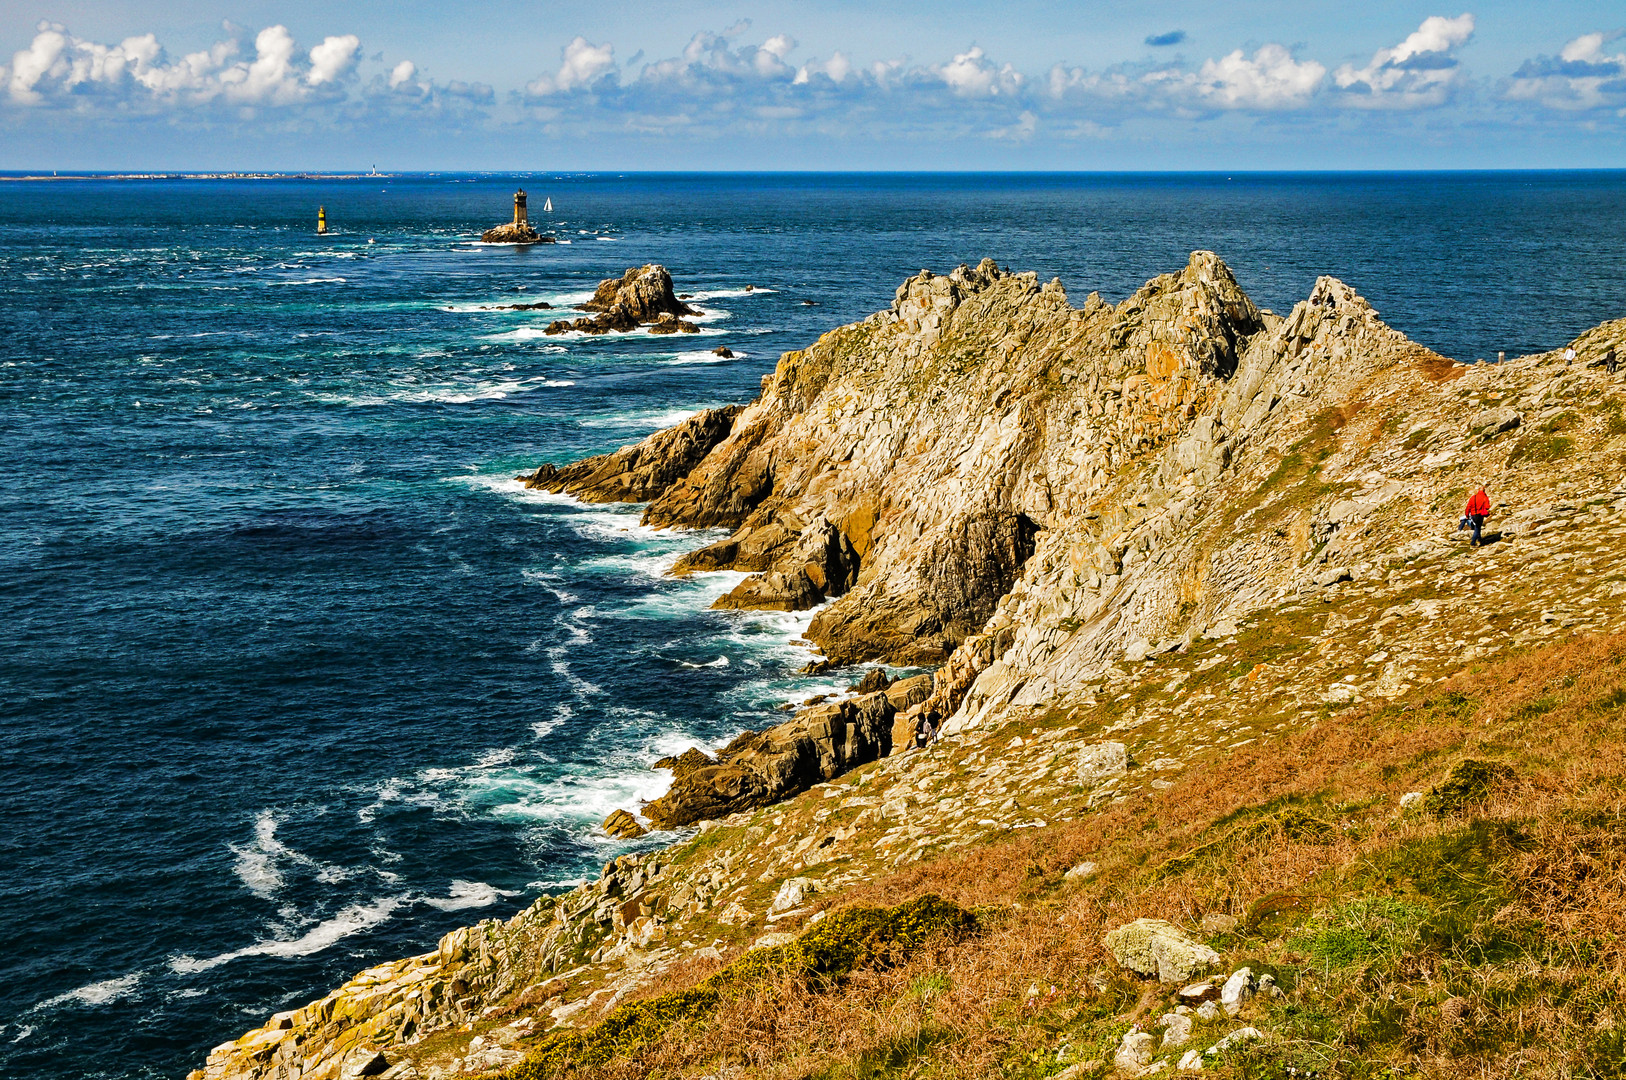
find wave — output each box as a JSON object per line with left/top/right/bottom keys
{"left": 578, "top": 407, "right": 708, "bottom": 429}
{"left": 670, "top": 655, "right": 730, "bottom": 669}
{"left": 687, "top": 287, "right": 776, "bottom": 300}
{"left": 31, "top": 972, "right": 143, "bottom": 1012}
{"left": 229, "top": 810, "right": 309, "bottom": 898}
{"left": 168, "top": 896, "right": 403, "bottom": 974}
{"left": 662, "top": 351, "right": 741, "bottom": 366}
{"left": 313, "top": 375, "right": 573, "bottom": 407}
{"left": 424, "top": 880, "right": 519, "bottom": 912}
{"left": 267, "top": 277, "right": 347, "bottom": 286}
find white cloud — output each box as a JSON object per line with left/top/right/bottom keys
{"left": 4, "top": 20, "right": 363, "bottom": 107}
{"left": 307, "top": 35, "right": 361, "bottom": 87}
{"left": 794, "top": 51, "right": 852, "bottom": 85}
{"left": 936, "top": 46, "right": 1024, "bottom": 97}
{"left": 526, "top": 36, "right": 618, "bottom": 95}
{"left": 388, "top": 59, "right": 417, "bottom": 90}
{"left": 1049, "top": 42, "right": 1324, "bottom": 112}
{"left": 1333, "top": 13, "right": 1475, "bottom": 108}
{"left": 1503, "top": 31, "right": 1626, "bottom": 111}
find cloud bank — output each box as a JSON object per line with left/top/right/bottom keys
{"left": 2, "top": 12, "right": 1623, "bottom": 159}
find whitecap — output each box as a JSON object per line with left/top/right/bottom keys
{"left": 687, "top": 287, "right": 776, "bottom": 300}
{"left": 31, "top": 972, "right": 143, "bottom": 1012}
{"left": 10, "top": 1025, "right": 33, "bottom": 1043}
{"left": 661, "top": 351, "right": 740, "bottom": 366}
{"left": 168, "top": 897, "right": 403, "bottom": 973}
{"left": 423, "top": 880, "right": 519, "bottom": 912}
{"left": 578, "top": 407, "right": 707, "bottom": 430}
{"left": 230, "top": 811, "right": 309, "bottom": 898}
{"left": 267, "top": 277, "right": 346, "bottom": 286}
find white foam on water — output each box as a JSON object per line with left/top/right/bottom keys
{"left": 686, "top": 306, "right": 730, "bottom": 324}
{"left": 423, "top": 880, "right": 520, "bottom": 912}
{"left": 574, "top": 550, "right": 680, "bottom": 578}
{"left": 614, "top": 570, "right": 750, "bottom": 620}
{"left": 267, "top": 277, "right": 347, "bottom": 286}
{"left": 595, "top": 236, "right": 622, "bottom": 241}
{"left": 578, "top": 407, "right": 706, "bottom": 430}
{"left": 9, "top": 1025, "right": 33, "bottom": 1043}
{"left": 671, "top": 655, "right": 730, "bottom": 668}
{"left": 661, "top": 351, "right": 739, "bottom": 366}
{"left": 313, "top": 375, "right": 573, "bottom": 407}
{"left": 168, "top": 896, "right": 403, "bottom": 974}
{"left": 686, "top": 287, "right": 776, "bottom": 299}
{"left": 230, "top": 811, "right": 314, "bottom": 898}
{"left": 31, "top": 972, "right": 143, "bottom": 1012}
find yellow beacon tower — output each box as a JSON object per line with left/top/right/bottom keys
{"left": 317, "top": 206, "right": 328, "bottom": 234}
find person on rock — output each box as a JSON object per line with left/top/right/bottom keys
{"left": 1464, "top": 485, "right": 1492, "bottom": 547}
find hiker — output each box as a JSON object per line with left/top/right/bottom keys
{"left": 1565, "top": 346, "right": 1577, "bottom": 365}
{"left": 1606, "top": 347, "right": 1619, "bottom": 375}
{"left": 912, "top": 709, "right": 942, "bottom": 750}
{"left": 1464, "top": 485, "right": 1491, "bottom": 546}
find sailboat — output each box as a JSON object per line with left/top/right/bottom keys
{"left": 543, "top": 197, "right": 553, "bottom": 213}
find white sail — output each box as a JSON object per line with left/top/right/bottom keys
{"left": 543, "top": 197, "right": 553, "bottom": 213}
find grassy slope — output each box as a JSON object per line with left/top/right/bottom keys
{"left": 511, "top": 632, "right": 1626, "bottom": 1080}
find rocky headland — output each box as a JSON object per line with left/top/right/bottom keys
{"left": 541, "top": 265, "right": 702, "bottom": 336}
{"left": 193, "top": 253, "right": 1626, "bottom": 1080}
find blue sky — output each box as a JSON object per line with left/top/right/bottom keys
{"left": 2, "top": 1, "right": 1623, "bottom": 169}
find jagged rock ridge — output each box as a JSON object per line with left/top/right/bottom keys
{"left": 543, "top": 264, "right": 702, "bottom": 335}
{"left": 189, "top": 253, "right": 1626, "bottom": 1080}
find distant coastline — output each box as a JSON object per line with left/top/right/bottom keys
{"left": 0, "top": 173, "right": 396, "bottom": 182}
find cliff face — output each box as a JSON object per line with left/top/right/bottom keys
{"left": 191, "top": 255, "right": 1626, "bottom": 1080}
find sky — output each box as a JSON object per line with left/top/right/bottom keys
{"left": 1, "top": 1, "right": 1623, "bottom": 170}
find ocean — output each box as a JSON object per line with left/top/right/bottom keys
{"left": 2, "top": 171, "right": 1624, "bottom": 1079}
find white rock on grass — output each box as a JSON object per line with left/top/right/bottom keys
{"left": 1196, "top": 1000, "right": 1221, "bottom": 1021}
{"left": 1160, "top": 1012, "right": 1194, "bottom": 1048}
{"left": 1064, "top": 861, "right": 1098, "bottom": 881}
{"left": 1221, "top": 967, "right": 1254, "bottom": 1016}
{"left": 1208, "top": 1026, "right": 1265, "bottom": 1055}
{"left": 1114, "top": 1030, "right": 1156, "bottom": 1072}
{"left": 1104, "top": 919, "right": 1221, "bottom": 983}
{"left": 1077, "top": 742, "right": 1129, "bottom": 786}
{"left": 1178, "top": 1048, "right": 1204, "bottom": 1071}
{"left": 1399, "top": 791, "right": 1424, "bottom": 812}
{"left": 748, "top": 931, "right": 797, "bottom": 951}
{"left": 770, "top": 877, "right": 817, "bottom": 914}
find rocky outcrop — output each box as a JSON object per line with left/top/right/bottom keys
{"left": 480, "top": 223, "right": 554, "bottom": 244}
{"left": 642, "top": 691, "right": 895, "bottom": 828}
{"left": 517, "top": 406, "right": 743, "bottom": 504}
{"left": 544, "top": 265, "right": 700, "bottom": 335}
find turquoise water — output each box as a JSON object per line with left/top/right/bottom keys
{"left": 1, "top": 172, "right": 1623, "bottom": 1079}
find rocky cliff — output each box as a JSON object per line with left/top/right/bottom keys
{"left": 190, "top": 254, "right": 1626, "bottom": 1080}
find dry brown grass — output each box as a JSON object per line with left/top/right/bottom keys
{"left": 526, "top": 633, "right": 1626, "bottom": 1080}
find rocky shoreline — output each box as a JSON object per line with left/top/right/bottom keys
{"left": 191, "top": 253, "right": 1626, "bottom": 1080}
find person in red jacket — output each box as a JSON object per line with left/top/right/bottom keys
{"left": 1464, "top": 486, "right": 1491, "bottom": 546}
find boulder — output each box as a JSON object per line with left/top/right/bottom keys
{"left": 851, "top": 668, "right": 894, "bottom": 695}
{"left": 578, "top": 265, "right": 697, "bottom": 321}
{"left": 1160, "top": 1012, "right": 1194, "bottom": 1048}
{"left": 770, "top": 877, "right": 817, "bottom": 914}
{"left": 712, "top": 346, "right": 735, "bottom": 358}
{"left": 1064, "top": 861, "right": 1098, "bottom": 881}
{"left": 1114, "top": 1030, "right": 1156, "bottom": 1073}
{"left": 1104, "top": 919, "right": 1221, "bottom": 983}
{"left": 1077, "top": 742, "right": 1129, "bottom": 786}
{"left": 643, "top": 692, "right": 896, "bottom": 828}
{"left": 602, "top": 809, "right": 646, "bottom": 839}
{"left": 1221, "top": 967, "right": 1254, "bottom": 1016}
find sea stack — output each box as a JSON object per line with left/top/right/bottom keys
{"left": 480, "top": 189, "right": 550, "bottom": 244}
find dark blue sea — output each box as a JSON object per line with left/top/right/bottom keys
{"left": 2, "top": 172, "right": 1624, "bottom": 1079}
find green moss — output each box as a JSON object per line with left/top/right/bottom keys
{"left": 500, "top": 895, "right": 978, "bottom": 1080}
{"left": 1423, "top": 759, "right": 1514, "bottom": 818}
{"left": 1295, "top": 896, "right": 1430, "bottom": 970}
